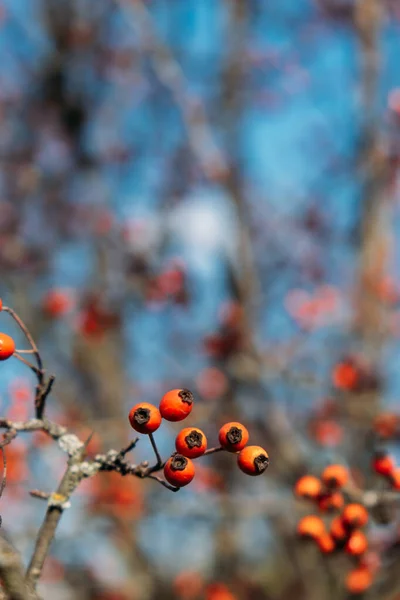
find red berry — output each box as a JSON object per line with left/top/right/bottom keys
{"left": 164, "top": 454, "right": 195, "bottom": 487}
{"left": 175, "top": 428, "right": 207, "bottom": 459}
{"left": 237, "top": 445, "right": 269, "bottom": 476}
{"left": 346, "top": 567, "right": 373, "bottom": 595}
{"left": 372, "top": 452, "right": 395, "bottom": 477}
{"left": 128, "top": 402, "right": 162, "bottom": 434}
{"left": 159, "top": 389, "right": 194, "bottom": 422}
{"left": 0, "top": 333, "right": 15, "bottom": 361}
{"left": 218, "top": 422, "right": 249, "bottom": 453}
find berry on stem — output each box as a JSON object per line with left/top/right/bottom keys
{"left": 164, "top": 454, "right": 195, "bottom": 487}
{"left": 218, "top": 422, "right": 249, "bottom": 453}
{"left": 317, "top": 533, "right": 335, "bottom": 554}
{"left": 159, "top": 388, "right": 194, "bottom": 422}
{"left": 237, "top": 446, "right": 269, "bottom": 476}
{"left": 175, "top": 427, "right": 207, "bottom": 459}
{"left": 0, "top": 333, "right": 16, "bottom": 361}
{"left": 128, "top": 402, "right": 162, "bottom": 434}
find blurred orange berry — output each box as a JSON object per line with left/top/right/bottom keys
{"left": 342, "top": 504, "right": 369, "bottom": 529}
{"left": 330, "top": 516, "right": 349, "bottom": 544}
{"left": 297, "top": 515, "right": 325, "bottom": 540}
{"left": 321, "top": 464, "right": 349, "bottom": 489}
{"left": 345, "top": 531, "right": 368, "bottom": 556}
{"left": 373, "top": 413, "right": 398, "bottom": 438}
{"left": 294, "top": 475, "right": 322, "bottom": 500}
{"left": 317, "top": 533, "right": 335, "bottom": 554}
{"left": 332, "top": 362, "right": 358, "bottom": 391}
{"left": 318, "top": 492, "right": 344, "bottom": 512}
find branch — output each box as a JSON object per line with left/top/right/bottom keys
{"left": 0, "top": 536, "right": 37, "bottom": 600}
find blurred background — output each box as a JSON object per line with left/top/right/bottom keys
{"left": 1, "top": 0, "right": 400, "bottom": 598}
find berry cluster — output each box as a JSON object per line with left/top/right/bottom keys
{"left": 295, "top": 465, "right": 375, "bottom": 595}
{"left": 129, "top": 389, "right": 269, "bottom": 488}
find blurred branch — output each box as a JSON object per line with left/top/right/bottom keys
{"left": 0, "top": 536, "right": 37, "bottom": 600}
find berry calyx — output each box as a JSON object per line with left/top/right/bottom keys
{"left": 128, "top": 402, "right": 162, "bottom": 434}
{"left": 237, "top": 445, "right": 269, "bottom": 476}
{"left": 218, "top": 422, "right": 249, "bottom": 453}
{"left": 175, "top": 427, "right": 207, "bottom": 459}
{"left": 321, "top": 464, "right": 349, "bottom": 489}
{"left": 0, "top": 333, "right": 16, "bottom": 361}
{"left": 164, "top": 454, "right": 195, "bottom": 487}
{"left": 294, "top": 475, "right": 322, "bottom": 500}
{"left": 159, "top": 388, "right": 194, "bottom": 422}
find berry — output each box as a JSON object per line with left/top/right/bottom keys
{"left": 0, "top": 299, "right": 2, "bottom": 311}
{"left": 297, "top": 515, "right": 325, "bottom": 540}
{"left": 330, "top": 516, "right": 348, "bottom": 544}
{"left": 372, "top": 452, "right": 395, "bottom": 477}
{"left": 237, "top": 445, "right": 269, "bottom": 476}
{"left": 345, "top": 531, "right": 368, "bottom": 556}
{"left": 175, "top": 428, "right": 207, "bottom": 459}
{"left": 164, "top": 454, "right": 195, "bottom": 487}
{"left": 294, "top": 475, "right": 322, "bottom": 500}
{"left": 342, "top": 504, "right": 369, "bottom": 529}
{"left": 128, "top": 402, "right": 162, "bottom": 434}
{"left": 317, "top": 491, "right": 344, "bottom": 512}
{"left": 0, "top": 333, "right": 15, "bottom": 361}
{"left": 345, "top": 567, "right": 373, "bottom": 595}
{"left": 321, "top": 464, "right": 349, "bottom": 489}
{"left": 390, "top": 467, "right": 400, "bottom": 489}
{"left": 159, "top": 389, "right": 194, "bottom": 422}
{"left": 317, "top": 534, "right": 335, "bottom": 554}
{"left": 218, "top": 422, "right": 249, "bottom": 453}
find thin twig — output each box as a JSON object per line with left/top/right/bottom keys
{"left": 3, "top": 307, "right": 43, "bottom": 373}
{"left": 12, "top": 353, "right": 41, "bottom": 376}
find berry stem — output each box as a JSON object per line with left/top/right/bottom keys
{"left": 13, "top": 352, "right": 42, "bottom": 376}
{"left": 3, "top": 307, "right": 43, "bottom": 373}
{"left": 204, "top": 446, "right": 224, "bottom": 456}
{"left": 147, "top": 432, "right": 163, "bottom": 473}
{"left": 147, "top": 473, "right": 179, "bottom": 492}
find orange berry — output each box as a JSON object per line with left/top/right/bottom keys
{"left": 0, "top": 299, "right": 2, "bottom": 311}
{"left": 297, "top": 515, "right": 325, "bottom": 540}
{"left": 390, "top": 467, "right": 400, "bottom": 489}
{"left": 159, "top": 389, "right": 194, "bottom": 422}
{"left": 294, "top": 475, "right": 322, "bottom": 500}
{"left": 237, "top": 445, "right": 269, "bottom": 476}
{"left": 317, "top": 533, "right": 335, "bottom": 554}
{"left": 346, "top": 567, "right": 373, "bottom": 595}
{"left": 218, "top": 422, "right": 249, "bottom": 453}
{"left": 332, "top": 362, "right": 358, "bottom": 391}
{"left": 317, "top": 492, "right": 344, "bottom": 512}
{"left": 330, "top": 516, "right": 349, "bottom": 544}
{"left": 342, "top": 504, "right": 369, "bottom": 529}
{"left": 175, "top": 428, "right": 207, "bottom": 459}
{"left": 0, "top": 333, "right": 15, "bottom": 361}
{"left": 321, "top": 464, "right": 349, "bottom": 489}
{"left": 345, "top": 531, "right": 368, "bottom": 556}
{"left": 164, "top": 454, "right": 195, "bottom": 487}
{"left": 128, "top": 402, "right": 162, "bottom": 434}
{"left": 372, "top": 452, "right": 395, "bottom": 477}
